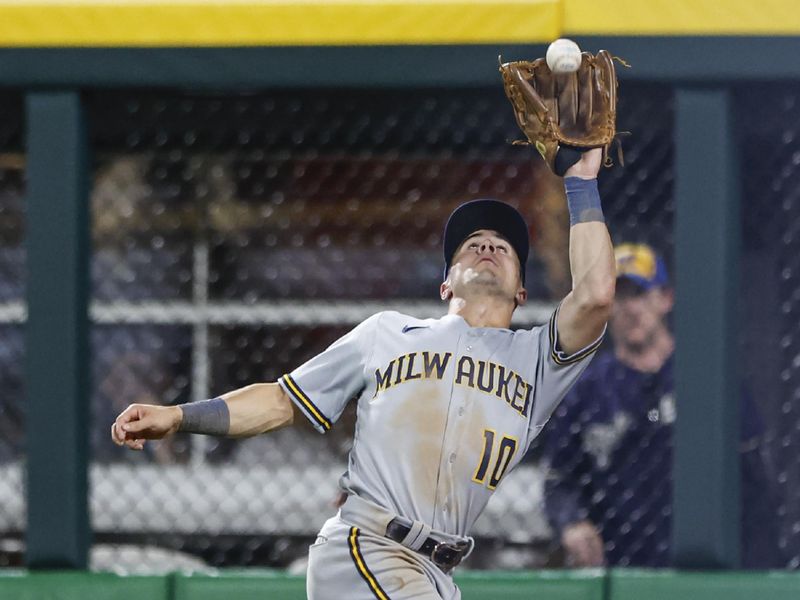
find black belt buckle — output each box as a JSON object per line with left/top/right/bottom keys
{"left": 430, "top": 540, "right": 470, "bottom": 572}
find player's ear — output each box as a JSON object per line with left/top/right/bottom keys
{"left": 440, "top": 280, "right": 453, "bottom": 302}
{"left": 515, "top": 287, "right": 528, "bottom": 307}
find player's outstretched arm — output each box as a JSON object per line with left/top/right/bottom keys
{"left": 111, "top": 383, "right": 295, "bottom": 451}
{"left": 222, "top": 383, "right": 296, "bottom": 437}
{"left": 556, "top": 148, "right": 616, "bottom": 354}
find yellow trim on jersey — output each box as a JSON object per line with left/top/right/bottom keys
{"left": 280, "top": 374, "right": 332, "bottom": 431}
{"left": 348, "top": 527, "right": 390, "bottom": 600}
{"left": 549, "top": 308, "right": 604, "bottom": 366}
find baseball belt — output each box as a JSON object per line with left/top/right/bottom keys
{"left": 384, "top": 519, "right": 472, "bottom": 572}
{"left": 340, "top": 494, "right": 474, "bottom": 573}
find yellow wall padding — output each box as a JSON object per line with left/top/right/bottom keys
{"left": 564, "top": 0, "right": 800, "bottom": 35}
{"left": 0, "top": 0, "right": 560, "bottom": 47}
{"left": 0, "top": 0, "right": 798, "bottom": 47}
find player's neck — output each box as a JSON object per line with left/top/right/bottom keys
{"left": 615, "top": 325, "right": 674, "bottom": 373}
{"left": 446, "top": 295, "right": 515, "bottom": 329}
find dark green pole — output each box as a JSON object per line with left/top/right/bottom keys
{"left": 24, "top": 92, "right": 90, "bottom": 569}
{"left": 673, "top": 87, "right": 740, "bottom": 568}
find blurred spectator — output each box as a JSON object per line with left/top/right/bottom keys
{"left": 542, "top": 243, "right": 782, "bottom": 568}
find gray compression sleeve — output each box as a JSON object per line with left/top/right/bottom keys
{"left": 177, "top": 397, "right": 230, "bottom": 435}
{"left": 565, "top": 176, "right": 604, "bottom": 226}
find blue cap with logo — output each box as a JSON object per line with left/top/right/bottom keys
{"left": 614, "top": 243, "right": 669, "bottom": 289}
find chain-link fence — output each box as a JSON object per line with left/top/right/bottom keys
{"left": 82, "top": 84, "right": 687, "bottom": 572}
{"left": 738, "top": 84, "right": 800, "bottom": 568}
{"left": 1, "top": 83, "right": 797, "bottom": 572}
{"left": 85, "top": 88, "right": 561, "bottom": 571}
{"left": 0, "top": 92, "right": 25, "bottom": 568}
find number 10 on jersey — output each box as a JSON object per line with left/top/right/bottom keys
{"left": 472, "top": 429, "right": 518, "bottom": 490}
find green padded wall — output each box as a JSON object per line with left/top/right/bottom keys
{"left": 455, "top": 570, "right": 606, "bottom": 599}
{"left": 173, "top": 571, "right": 307, "bottom": 600}
{"left": 0, "top": 571, "right": 169, "bottom": 600}
{"left": 172, "top": 569, "right": 606, "bottom": 600}
{"left": 609, "top": 569, "right": 800, "bottom": 600}
{"left": 3, "top": 569, "right": 800, "bottom": 599}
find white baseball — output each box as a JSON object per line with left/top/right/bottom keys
{"left": 546, "top": 38, "right": 582, "bottom": 74}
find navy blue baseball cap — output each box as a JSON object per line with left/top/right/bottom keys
{"left": 443, "top": 199, "right": 530, "bottom": 284}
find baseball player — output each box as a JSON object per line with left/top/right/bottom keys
{"left": 112, "top": 148, "right": 614, "bottom": 599}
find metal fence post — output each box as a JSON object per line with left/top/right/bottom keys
{"left": 25, "top": 91, "right": 90, "bottom": 568}
{"left": 674, "top": 87, "right": 741, "bottom": 568}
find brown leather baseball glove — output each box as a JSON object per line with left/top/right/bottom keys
{"left": 499, "top": 50, "right": 621, "bottom": 176}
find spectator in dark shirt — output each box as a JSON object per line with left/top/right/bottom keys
{"left": 542, "top": 243, "right": 781, "bottom": 568}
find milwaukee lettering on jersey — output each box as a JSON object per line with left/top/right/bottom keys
{"left": 374, "top": 352, "right": 532, "bottom": 418}
{"left": 374, "top": 351, "right": 452, "bottom": 395}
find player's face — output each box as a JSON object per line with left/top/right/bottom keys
{"left": 443, "top": 230, "right": 526, "bottom": 304}
{"left": 609, "top": 279, "right": 673, "bottom": 348}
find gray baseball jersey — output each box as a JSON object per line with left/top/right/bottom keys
{"left": 279, "top": 308, "right": 602, "bottom": 538}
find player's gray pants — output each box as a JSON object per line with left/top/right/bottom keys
{"left": 307, "top": 516, "right": 461, "bottom": 600}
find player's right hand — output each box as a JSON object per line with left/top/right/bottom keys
{"left": 111, "top": 404, "right": 182, "bottom": 451}
{"left": 561, "top": 520, "right": 606, "bottom": 567}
